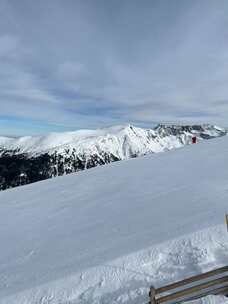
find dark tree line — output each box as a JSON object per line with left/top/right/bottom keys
{"left": 0, "top": 149, "right": 120, "bottom": 191}
{"left": 0, "top": 153, "right": 52, "bottom": 190}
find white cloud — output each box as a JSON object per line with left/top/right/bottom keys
{"left": 0, "top": 0, "right": 228, "bottom": 134}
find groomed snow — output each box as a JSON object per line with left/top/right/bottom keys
{"left": 0, "top": 136, "right": 228, "bottom": 303}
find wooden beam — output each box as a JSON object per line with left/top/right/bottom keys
{"left": 156, "top": 276, "right": 228, "bottom": 303}
{"left": 172, "top": 285, "right": 228, "bottom": 304}
{"left": 226, "top": 214, "right": 228, "bottom": 232}
{"left": 156, "top": 265, "right": 228, "bottom": 294}
{"left": 149, "top": 286, "right": 157, "bottom": 304}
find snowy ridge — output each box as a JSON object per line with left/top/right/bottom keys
{"left": 0, "top": 123, "right": 226, "bottom": 156}
{"left": 0, "top": 135, "right": 228, "bottom": 303}
{"left": 0, "top": 123, "right": 226, "bottom": 191}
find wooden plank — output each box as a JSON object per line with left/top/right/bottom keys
{"left": 212, "top": 285, "right": 228, "bottom": 296}
{"left": 149, "top": 286, "right": 157, "bottom": 304}
{"left": 172, "top": 284, "right": 228, "bottom": 304}
{"left": 156, "top": 265, "right": 228, "bottom": 294}
{"left": 156, "top": 276, "right": 228, "bottom": 303}
{"left": 226, "top": 214, "right": 228, "bottom": 232}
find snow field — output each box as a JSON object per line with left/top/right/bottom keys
{"left": 0, "top": 135, "right": 228, "bottom": 303}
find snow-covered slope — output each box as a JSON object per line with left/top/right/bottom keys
{"left": 0, "top": 135, "right": 228, "bottom": 303}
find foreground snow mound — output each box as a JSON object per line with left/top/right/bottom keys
{"left": 1, "top": 226, "right": 228, "bottom": 304}
{"left": 0, "top": 136, "right": 228, "bottom": 303}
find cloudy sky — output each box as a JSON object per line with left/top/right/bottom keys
{"left": 0, "top": 0, "right": 228, "bottom": 136}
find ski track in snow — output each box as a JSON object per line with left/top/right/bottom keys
{"left": 1, "top": 225, "right": 228, "bottom": 304}
{"left": 0, "top": 136, "right": 228, "bottom": 303}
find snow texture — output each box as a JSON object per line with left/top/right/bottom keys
{"left": 0, "top": 135, "right": 228, "bottom": 303}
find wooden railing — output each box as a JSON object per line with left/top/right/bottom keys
{"left": 149, "top": 266, "right": 228, "bottom": 304}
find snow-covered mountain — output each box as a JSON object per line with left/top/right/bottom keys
{"left": 0, "top": 123, "right": 226, "bottom": 155}
{"left": 0, "top": 135, "right": 228, "bottom": 304}
{"left": 0, "top": 124, "right": 226, "bottom": 190}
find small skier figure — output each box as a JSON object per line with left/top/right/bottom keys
{"left": 192, "top": 136, "right": 197, "bottom": 144}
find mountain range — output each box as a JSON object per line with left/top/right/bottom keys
{"left": 0, "top": 123, "right": 226, "bottom": 190}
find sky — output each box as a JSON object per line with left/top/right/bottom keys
{"left": 0, "top": 0, "right": 228, "bottom": 136}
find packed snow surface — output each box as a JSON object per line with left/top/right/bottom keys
{"left": 0, "top": 136, "right": 228, "bottom": 303}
